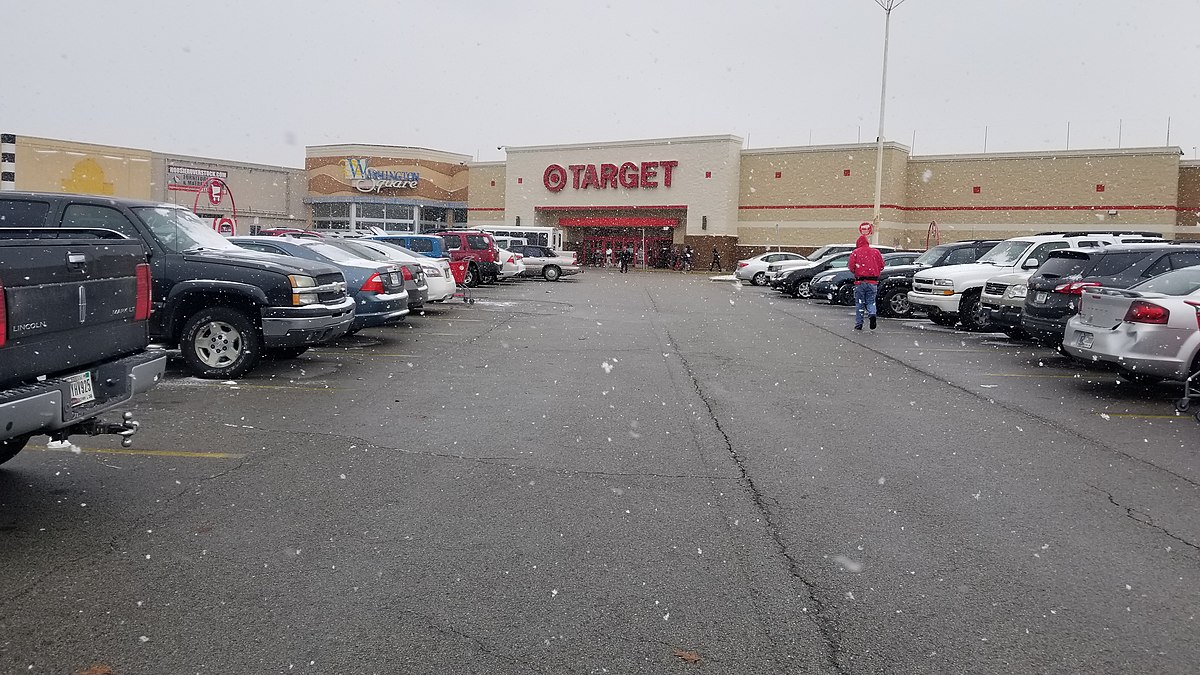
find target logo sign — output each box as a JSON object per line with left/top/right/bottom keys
{"left": 543, "top": 164, "right": 568, "bottom": 192}
{"left": 858, "top": 221, "right": 874, "bottom": 237}
{"left": 214, "top": 217, "right": 235, "bottom": 236}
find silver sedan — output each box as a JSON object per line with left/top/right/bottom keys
{"left": 1063, "top": 266, "right": 1200, "bottom": 381}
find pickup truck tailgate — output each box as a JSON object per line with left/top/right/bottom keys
{"left": 1, "top": 240, "right": 149, "bottom": 389}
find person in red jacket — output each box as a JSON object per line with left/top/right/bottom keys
{"left": 847, "top": 234, "right": 885, "bottom": 330}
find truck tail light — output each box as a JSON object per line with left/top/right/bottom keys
{"left": 1053, "top": 281, "right": 1101, "bottom": 295}
{"left": 1124, "top": 300, "right": 1170, "bottom": 325}
{"left": 0, "top": 276, "right": 6, "bottom": 348}
{"left": 400, "top": 266, "right": 414, "bottom": 281}
{"left": 361, "top": 273, "right": 385, "bottom": 293}
{"left": 134, "top": 263, "right": 152, "bottom": 321}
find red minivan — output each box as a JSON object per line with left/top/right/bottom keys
{"left": 435, "top": 230, "right": 501, "bottom": 287}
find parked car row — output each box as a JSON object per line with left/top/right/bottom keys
{"left": 739, "top": 230, "right": 1200, "bottom": 387}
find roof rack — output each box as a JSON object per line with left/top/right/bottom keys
{"left": 1035, "top": 230, "right": 1163, "bottom": 237}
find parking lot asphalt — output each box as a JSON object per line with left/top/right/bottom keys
{"left": 2, "top": 271, "right": 1197, "bottom": 674}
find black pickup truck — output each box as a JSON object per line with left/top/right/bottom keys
{"left": 0, "top": 227, "right": 167, "bottom": 465}
{"left": 0, "top": 193, "right": 356, "bottom": 379}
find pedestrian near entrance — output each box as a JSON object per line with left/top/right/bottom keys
{"left": 683, "top": 246, "right": 694, "bottom": 272}
{"left": 709, "top": 246, "right": 722, "bottom": 271}
{"left": 848, "top": 235, "right": 884, "bottom": 330}
{"left": 619, "top": 247, "right": 632, "bottom": 273}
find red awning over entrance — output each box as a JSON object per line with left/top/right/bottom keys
{"left": 559, "top": 217, "right": 678, "bottom": 228}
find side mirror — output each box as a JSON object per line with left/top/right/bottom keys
{"left": 1022, "top": 258, "right": 1040, "bottom": 269}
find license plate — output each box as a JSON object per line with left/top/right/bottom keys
{"left": 1076, "top": 332, "right": 1094, "bottom": 349}
{"left": 1035, "top": 292, "right": 1048, "bottom": 304}
{"left": 65, "top": 371, "right": 95, "bottom": 407}
{"left": 390, "top": 273, "right": 401, "bottom": 285}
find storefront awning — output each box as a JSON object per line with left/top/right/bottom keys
{"left": 558, "top": 217, "right": 679, "bottom": 228}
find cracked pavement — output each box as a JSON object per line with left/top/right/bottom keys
{"left": 1, "top": 271, "right": 1197, "bottom": 674}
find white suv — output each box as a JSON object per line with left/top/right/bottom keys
{"left": 908, "top": 232, "right": 1162, "bottom": 330}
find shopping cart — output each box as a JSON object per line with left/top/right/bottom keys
{"left": 448, "top": 260, "right": 475, "bottom": 304}
{"left": 1173, "top": 370, "right": 1200, "bottom": 423}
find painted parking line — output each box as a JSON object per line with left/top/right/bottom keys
{"left": 313, "top": 352, "right": 420, "bottom": 358}
{"left": 980, "top": 373, "right": 1081, "bottom": 379}
{"left": 162, "top": 382, "right": 348, "bottom": 391}
{"left": 902, "top": 348, "right": 991, "bottom": 353}
{"left": 1101, "top": 412, "right": 1185, "bottom": 420}
{"left": 33, "top": 447, "right": 246, "bottom": 459}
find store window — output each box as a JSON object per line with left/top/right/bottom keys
{"left": 311, "top": 203, "right": 350, "bottom": 231}
{"left": 354, "top": 202, "right": 416, "bottom": 232}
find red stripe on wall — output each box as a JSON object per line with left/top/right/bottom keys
{"left": 467, "top": 207, "right": 504, "bottom": 211}
{"left": 559, "top": 217, "right": 679, "bottom": 228}
{"left": 738, "top": 203, "right": 1180, "bottom": 212}
{"left": 535, "top": 204, "right": 688, "bottom": 212}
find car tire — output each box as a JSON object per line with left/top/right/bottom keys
{"left": 836, "top": 283, "right": 855, "bottom": 306}
{"left": 543, "top": 265, "right": 562, "bottom": 282}
{"left": 959, "top": 291, "right": 992, "bottom": 331}
{"left": 879, "top": 288, "right": 911, "bottom": 318}
{"left": 929, "top": 309, "right": 958, "bottom": 327}
{"left": 463, "top": 264, "right": 480, "bottom": 288}
{"left": 0, "top": 434, "right": 31, "bottom": 466}
{"left": 751, "top": 271, "right": 767, "bottom": 286}
{"left": 795, "top": 281, "right": 813, "bottom": 299}
{"left": 179, "top": 306, "right": 263, "bottom": 380}
{"left": 266, "top": 346, "right": 310, "bottom": 359}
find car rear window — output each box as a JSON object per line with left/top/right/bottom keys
{"left": 1037, "top": 254, "right": 1092, "bottom": 278}
{"left": 0, "top": 199, "right": 50, "bottom": 227}
{"left": 466, "top": 235, "right": 490, "bottom": 250}
{"left": 1131, "top": 266, "right": 1200, "bottom": 296}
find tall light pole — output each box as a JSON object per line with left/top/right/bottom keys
{"left": 871, "top": 0, "right": 908, "bottom": 240}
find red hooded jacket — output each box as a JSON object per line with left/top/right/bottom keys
{"left": 847, "top": 235, "right": 885, "bottom": 284}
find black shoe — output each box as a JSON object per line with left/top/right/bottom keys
{"left": 869, "top": 316, "right": 877, "bottom": 330}
{"left": 854, "top": 324, "right": 863, "bottom": 331}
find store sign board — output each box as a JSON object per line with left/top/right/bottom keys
{"left": 342, "top": 158, "right": 420, "bottom": 193}
{"left": 167, "top": 165, "right": 228, "bottom": 192}
{"left": 543, "top": 160, "right": 678, "bottom": 193}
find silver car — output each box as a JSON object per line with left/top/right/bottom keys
{"left": 513, "top": 245, "right": 582, "bottom": 281}
{"left": 1063, "top": 266, "right": 1200, "bottom": 381}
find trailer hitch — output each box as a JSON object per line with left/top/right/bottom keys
{"left": 51, "top": 412, "right": 141, "bottom": 448}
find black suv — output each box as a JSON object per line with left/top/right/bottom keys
{"left": 0, "top": 192, "right": 356, "bottom": 379}
{"left": 1022, "top": 244, "right": 1200, "bottom": 345}
{"left": 875, "top": 240, "right": 1000, "bottom": 317}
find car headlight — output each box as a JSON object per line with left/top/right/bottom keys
{"left": 289, "top": 274, "right": 319, "bottom": 306}
{"left": 933, "top": 279, "right": 954, "bottom": 287}
{"left": 1005, "top": 284, "right": 1027, "bottom": 299}
{"left": 816, "top": 274, "right": 835, "bottom": 283}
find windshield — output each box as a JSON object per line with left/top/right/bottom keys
{"left": 914, "top": 245, "right": 951, "bottom": 266}
{"left": 303, "top": 242, "right": 375, "bottom": 264}
{"left": 133, "top": 206, "right": 238, "bottom": 253}
{"left": 1131, "top": 266, "right": 1200, "bottom": 296}
{"left": 977, "top": 240, "right": 1033, "bottom": 266}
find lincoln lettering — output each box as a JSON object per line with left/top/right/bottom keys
{"left": 543, "top": 160, "right": 678, "bottom": 192}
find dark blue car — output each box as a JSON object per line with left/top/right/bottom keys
{"left": 809, "top": 251, "right": 921, "bottom": 305}
{"left": 230, "top": 236, "right": 410, "bottom": 330}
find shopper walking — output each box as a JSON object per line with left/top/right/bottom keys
{"left": 709, "top": 246, "right": 722, "bottom": 272}
{"left": 619, "top": 246, "right": 632, "bottom": 273}
{"left": 847, "top": 234, "right": 884, "bottom": 330}
{"left": 683, "top": 246, "right": 694, "bottom": 272}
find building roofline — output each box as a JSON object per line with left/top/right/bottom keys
{"left": 742, "top": 141, "right": 911, "bottom": 156}
{"left": 501, "top": 134, "right": 744, "bottom": 153}
{"left": 306, "top": 144, "right": 472, "bottom": 163}
{"left": 468, "top": 161, "right": 507, "bottom": 168}
{"left": 911, "top": 146, "right": 1185, "bottom": 162}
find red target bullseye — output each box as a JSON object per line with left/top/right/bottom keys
{"left": 543, "top": 164, "right": 567, "bottom": 192}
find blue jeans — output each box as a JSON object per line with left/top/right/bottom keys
{"left": 854, "top": 283, "right": 878, "bottom": 327}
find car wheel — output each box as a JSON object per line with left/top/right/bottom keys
{"left": 795, "top": 281, "right": 813, "bottom": 299}
{"left": 463, "top": 264, "right": 480, "bottom": 288}
{"left": 266, "top": 346, "right": 310, "bottom": 359}
{"left": 0, "top": 434, "right": 31, "bottom": 466}
{"left": 751, "top": 271, "right": 767, "bottom": 286}
{"left": 880, "top": 288, "right": 910, "bottom": 317}
{"left": 543, "top": 265, "right": 562, "bottom": 282}
{"left": 928, "top": 309, "right": 958, "bottom": 327}
{"left": 959, "top": 291, "right": 992, "bottom": 331}
{"left": 836, "top": 283, "right": 855, "bottom": 306}
{"left": 179, "top": 306, "right": 262, "bottom": 380}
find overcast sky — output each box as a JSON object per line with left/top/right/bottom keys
{"left": 5, "top": 0, "right": 1198, "bottom": 168}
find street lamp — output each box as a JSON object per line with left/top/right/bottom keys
{"left": 870, "top": 0, "right": 908, "bottom": 241}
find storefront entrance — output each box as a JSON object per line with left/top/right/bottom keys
{"left": 577, "top": 234, "right": 673, "bottom": 268}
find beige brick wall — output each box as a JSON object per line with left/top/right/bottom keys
{"left": 467, "top": 162, "right": 505, "bottom": 224}
{"left": 1178, "top": 163, "right": 1200, "bottom": 228}
{"left": 15, "top": 136, "right": 153, "bottom": 199}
